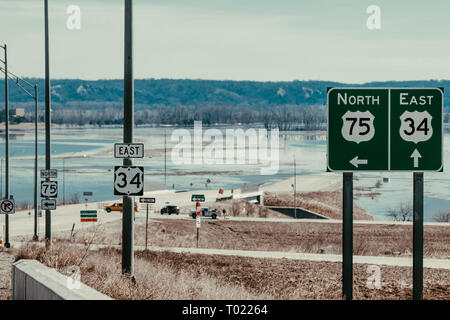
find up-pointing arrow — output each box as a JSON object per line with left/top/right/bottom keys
{"left": 349, "top": 156, "right": 368, "bottom": 168}
{"left": 411, "top": 149, "right": 422, "bottom": 168}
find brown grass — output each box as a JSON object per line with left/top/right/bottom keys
{"left": 11, "top": 244, "right": 450, "bottom": 300}
{"left": 263, "top": 191, "right": 373, "bottom": 220}
{"left": 13, "top": 243, "right": 267, "bottom": 300}
{"left": 45, "top": 218, "right": 450, "bottom": 259}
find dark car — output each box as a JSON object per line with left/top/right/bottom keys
{"left": 160, "top": 205, "right": 180, "bottom": 215}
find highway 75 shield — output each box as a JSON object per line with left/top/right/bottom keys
{"left": 114, "top": 166, "right": 144, "bottom": 196}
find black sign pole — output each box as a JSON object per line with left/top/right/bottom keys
{"left": 122, "top": 0, "right": 135, "bottom": 277}
{"left": 145, "top": 203, "right": 148, "bottom": 251}
{"left": 342, "top": 172, "right": 353, "bottom": 300}
{"left": 413, "top": 172, "right": 424, "bottom": 300}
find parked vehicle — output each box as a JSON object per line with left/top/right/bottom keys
{"left": 190, "top": 207, "right": 220, "bottom": 219}
{"left": 105, "top": 202, "right": 138, "bottom": 213}
{"left": 160, "top": 205, "right": 180, "bottom": 215}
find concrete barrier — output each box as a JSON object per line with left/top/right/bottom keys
{"left": 12, "top": 260, "right": 112, "bottom": 300}
{"left": 266, "top": 206, "right": 329, "bottom": 219}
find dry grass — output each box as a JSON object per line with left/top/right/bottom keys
{"left": 45, "top": 218, "right": 450, "bottom": 259}
{"left": 11, "top": 244, "right": 450, "bottom": 300}
{"left": 264, "top": 191, "right": 373, "bottom": 220}
{"left": 13, "top": 243, "right": 268, "bottom": 300}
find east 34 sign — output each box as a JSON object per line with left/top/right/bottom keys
{"left": 327, "top": 88, "right": 443, "bottom": 171}
{"left": 114, "top": 166, "right": 144, "bottom": 196}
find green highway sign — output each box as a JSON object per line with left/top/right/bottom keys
{"left": 327, "top": 88, "right": 443, "bottom": 171}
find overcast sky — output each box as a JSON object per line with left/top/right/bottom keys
{"left": 1, "top": 0, "right": 450, "bottom": 83}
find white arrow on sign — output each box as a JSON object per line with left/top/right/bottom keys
{"left": 349, "top": 156, "right": 368, "bottom": 168}
{"left": 411, "top": 149, "right": 422, "bottom": 168}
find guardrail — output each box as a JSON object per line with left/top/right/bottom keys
{"left": 12, "top": 260, "right": 112, "bottom": 300}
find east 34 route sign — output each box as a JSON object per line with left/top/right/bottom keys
{"left": 114, "top": 166, "right": 144, "bottom": 196}
{"left": 327, "top": 88, "right": 443, "bottom": 171}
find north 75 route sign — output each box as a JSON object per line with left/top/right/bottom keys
{"left": 327, "top": 88, "right": 443, "bottom": 171}
{"left": 114, "top": 166, "right": 144, "bottom": 196}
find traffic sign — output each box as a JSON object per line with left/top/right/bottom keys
{"left": 83, "top": 191, "right": 93, "bottom": 196}
{"left": 80, "top": 210, "right": 98, "bottom": 222}
{"left": 139, "top": 197, "right": 155, "bottom": 203}
{"left": 114, "top": 143, "right": 144, "bottom": 158}
{"left": 114, "top": 166, "right": 144, "bottom": 196}
{"left": 191, "top": 194, "right": 205, "bottom": 202}
{"left": 41, "top": 181, "right": 58, "bottom": 198}
{"left": 41, "top": 199, "right": 57, "bottom": 210}
{"left": 327, "top": 88, "right": 443, "bottom": 171}
{"left": 40, "top": 169, "right": 57, "bottom": 179}
{"left": 0, "top": 199, "right": 15, "bottom": 214}
{"left": 196, "top": 216, "right": 201, "bottom": 228}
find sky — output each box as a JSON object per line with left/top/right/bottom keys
{"left": 1, "top": 0, "right": 450, "bottom": 83}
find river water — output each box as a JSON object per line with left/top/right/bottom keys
{"left": 1, "top": 126, "right": 449, "bottom": 221}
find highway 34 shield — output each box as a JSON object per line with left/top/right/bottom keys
{"left": 114, "top": 166, "right": 144, "bottom": 196}
{"left": 327, "top": 88, "right": 443, "bottom": 171}
{"left": 41, "top": 181, "right": 58, "bottom": 198}
{"left": 0, "top": 199, "right": 15, "bottom": 214}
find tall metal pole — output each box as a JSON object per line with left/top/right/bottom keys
{"left": 164, "top": 129, "right": 167, "bottom": 186}
{"left": 44, "top": 0, "right": 52, "bottom": 247}
{"left": 33, "top": 85, "right": 38, "bottom": 241}
{"left": 294, "top": 158, "right": 297, "bottom": 218}
{"left": 122, "top": 0, "right": 134, "bottom": 276}
{"left": 3, "top": 44, "right": 10, "bottom": 248}
{"left": 62, "top": 158, "right": 65, "bottom": 205}
{"left": 413, "top": 172, "right": 424, "bottom": 300}
{"left": 145, "top": 204, "right": 148, "bottom": 250}
{"left": 342, "top": 172, "right": 353, "bottom": 300}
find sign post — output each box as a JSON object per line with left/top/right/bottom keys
{"left": 413, "top": 172, "right": 424, "bottom": 300}
{"left": 139, "top": 197, "right": 155, "bottom": 250}
{"left": 196, "top": 202, "right": 201, "bottom": 248}
{"left": 328, "top": 87, "right": 443, "bottom": 300}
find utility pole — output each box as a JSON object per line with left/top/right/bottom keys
{"left": 164, "top": 129, "right": 167, "bottom": 186}
{"left": 33, "top": 85, "right": 38, "bottom": 241}
{"left": 122, "top": 0, "right": 135, "bottom": 276}
{"left": 44, "top": 0, "right": 52, "bottom": 247}
{"left": 294, "top": 157, "right": 297, "bottom": 219}
{"left": 62, "top": 158, "right": 65, "bottom": 205}
{"left": 1, "top": 44, "right": 10, "bottom": 248}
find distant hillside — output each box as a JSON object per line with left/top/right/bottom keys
{"left": 1, "top": 78, "right": 450, "bottom": 108}
{"left": 0, "top": 79, "right": 448, "bottom": 127}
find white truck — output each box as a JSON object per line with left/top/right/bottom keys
{"left": 190, "top": 207, "right": 221, "bottom": 219}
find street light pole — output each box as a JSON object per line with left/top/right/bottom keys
{"left": 294, "top": 157, "right": 297, "bottom": 219}
{"left": 44, "top": 0, "right": 52, "bottom": 247}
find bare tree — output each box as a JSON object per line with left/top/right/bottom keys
{"left": 433, "top": 211, "right": 450, "bottom": 222}
{"left": 387, "top": 203, "right": 413, "bottom": 222}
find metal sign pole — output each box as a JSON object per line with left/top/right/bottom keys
{"left": 3, "top": 44, "right": 10, "bottom": 248}
{"left": 33, "top": 85, "right": 38, "bottom": 241}
{"left": 342, "top": 172, "right": 353, "bottom": 300}
{"left": 122, "top": 0, "right": 135, "bottom": 276}
{"left": 145, "top": 203, "right": 148, "bottom": 250}
{"left": 44, "top": 0, "right": 52, "bottom": 248}
{"left": 413, "top": 172, "right": 424, "bottom": 300}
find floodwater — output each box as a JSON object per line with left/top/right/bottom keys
{"left": 1, "top": 126, "right": 449, "bottom": 221}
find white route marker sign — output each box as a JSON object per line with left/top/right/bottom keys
{"left": 41, "top": 181, "right": 58, "bottom": 198}
{"left": 114, "top": 143, "right": 144, "bottom": 158}
{"left": 114, "top": 166, "right": 144, "bottom": 196}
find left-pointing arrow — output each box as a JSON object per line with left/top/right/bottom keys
{"left": 349, "top": 156, "right": 368, "bottom": 168}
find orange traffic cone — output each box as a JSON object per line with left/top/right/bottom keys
{"left": 84, "top": 239, "right": 89, "bottom": 246}
{"left": 52, "top": 238, "right": 56, "bottom": 245}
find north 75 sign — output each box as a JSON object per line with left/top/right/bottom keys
{"left": 327, "top": 88, "right": 443, "bottom": 171}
